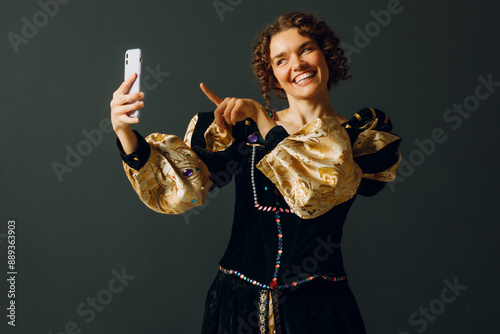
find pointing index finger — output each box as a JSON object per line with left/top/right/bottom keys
{"left": 200, "top": 83, "right": 223, "bottom": 106}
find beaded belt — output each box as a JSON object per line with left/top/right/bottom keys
{"left": 219, "top": 266, "right": 346, "bottom": 334}
{"left": 219, "top": 266, "right": 346, "bottom": 289}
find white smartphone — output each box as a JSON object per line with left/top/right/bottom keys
{"left": 124, "top": 48, "right": 142, "bottom": 118}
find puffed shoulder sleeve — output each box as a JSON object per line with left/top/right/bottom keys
{"left": 256, "top": 117, "right": 363, "bottom": 219}
{"left": 117, "top": 113, "right": 233, "bottom": 215}
{"left": 344, "top": 107, "right": 402, "bottom": 196}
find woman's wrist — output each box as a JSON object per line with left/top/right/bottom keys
{"left": 115, "top": 126, "right": 139, "bottom": 155}
{"left": 252, "top": 104, "right": 277, "bottom": 139}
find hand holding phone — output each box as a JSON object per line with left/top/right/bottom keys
{"left": 124, "top": 48, "right": 142, "bottom": 118}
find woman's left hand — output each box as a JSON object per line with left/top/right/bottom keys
{"left": 200, "top": 83, "right": 263, "bottom": 129}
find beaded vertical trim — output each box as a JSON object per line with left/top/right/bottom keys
{"left": 250, "top": 145, "right": 289, "bottom": 289}
{"left": 251, "top": 146, "right": 294, "bottom": 213}
{"left": 251, "top": 145, "right": 259, "bottom": 206}
{"left": 270, "top": 208, "right": 282, "bottom": 289}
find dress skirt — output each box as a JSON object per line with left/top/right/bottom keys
{"left": 201, "top": 271, "right": 367, "bottom": 334}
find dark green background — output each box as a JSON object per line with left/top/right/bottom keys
{"left": 1, "top": 0, "right": 498, "bottom": 333}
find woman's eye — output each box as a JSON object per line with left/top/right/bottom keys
{"left": 277, "top": 59, "right": 286, "bottom": 66}
{"left": 302, "top": 47, "right": 313, "bottom": 54}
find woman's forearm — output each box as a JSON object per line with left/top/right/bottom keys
{"left": 116, "top": 126, "right": 139, "bottom": 155}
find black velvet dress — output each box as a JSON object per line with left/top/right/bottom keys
{"left": 119, "top": 107, "right": 402, "bottom": 334}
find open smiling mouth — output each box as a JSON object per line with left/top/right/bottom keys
{"left": 294, "top": 71, "right": 317, "bottom": 85}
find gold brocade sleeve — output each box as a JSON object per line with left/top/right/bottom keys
{"left": 361, "top": 151, "right": 402, "bottom": 182}
{"left": 256, "top": 118, "right": 363, "bottom": 219}
{"left": 351, "top": 118, "right": 402, "bottom": 182}
{"left": 122, "top": 114, "right": 214, "bottom": 214}
{"left": 204, "top": 121, "right": 234, "bottom": 152}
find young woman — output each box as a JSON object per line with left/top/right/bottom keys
{"left": 110, "top": 12, "right": 402, "bottom": 334}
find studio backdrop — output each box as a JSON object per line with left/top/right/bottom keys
{"left": 1, "top": 0, "right": 499, "bottom": 333}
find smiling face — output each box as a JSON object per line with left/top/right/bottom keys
{"left": 269, "top": 28, "right": 330, "bottom": 102}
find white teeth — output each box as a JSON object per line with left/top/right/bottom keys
{"left": 294, "top": 72, "right": 316, "bottom": 84}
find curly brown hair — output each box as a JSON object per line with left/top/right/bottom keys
{"left": 252, "top": 12, "right": 352, "bottom": 110}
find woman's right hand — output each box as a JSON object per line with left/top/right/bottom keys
{"left": 110, "top": 73, "right": 145, "bottom": 133}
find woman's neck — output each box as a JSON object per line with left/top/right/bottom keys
{"left": 276, "top": 92, "right": 347, "bottom": 130}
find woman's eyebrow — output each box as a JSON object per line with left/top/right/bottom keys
{"left": 271, "top": 40, "right": 316, "bottom": 62}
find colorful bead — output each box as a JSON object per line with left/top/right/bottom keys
{"left": 183, "top": 169, "right": 193, "bottom": 177}
{"left": 248, "top": 134, "right": 258, "bottom": 143}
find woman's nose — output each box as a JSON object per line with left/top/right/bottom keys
{"left": 292, "top": 56, "right": 308, "bottom": 71}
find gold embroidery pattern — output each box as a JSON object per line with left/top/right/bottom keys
{"left": 352, "top": 126, "right": 402, "bottom": 182}
{"left": 257, "top": 118, "right": 363, "bottom": 219}
{"left": 258, "top": 290, "right": 269, "bottom": 334}
{"left": 258, "top": 290, "right": 282, "bottom": 334}
{"left": 122, "top": 116, "right": 213, "bottom": 214}
{"left": 204, "top": 122, "right": 234, "bottom": 152}
{"left": 352, "top": 129, "right": 401, "bottom": 157}
{"left": 182, "top": 113, "right": 199, "bottom": 146}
